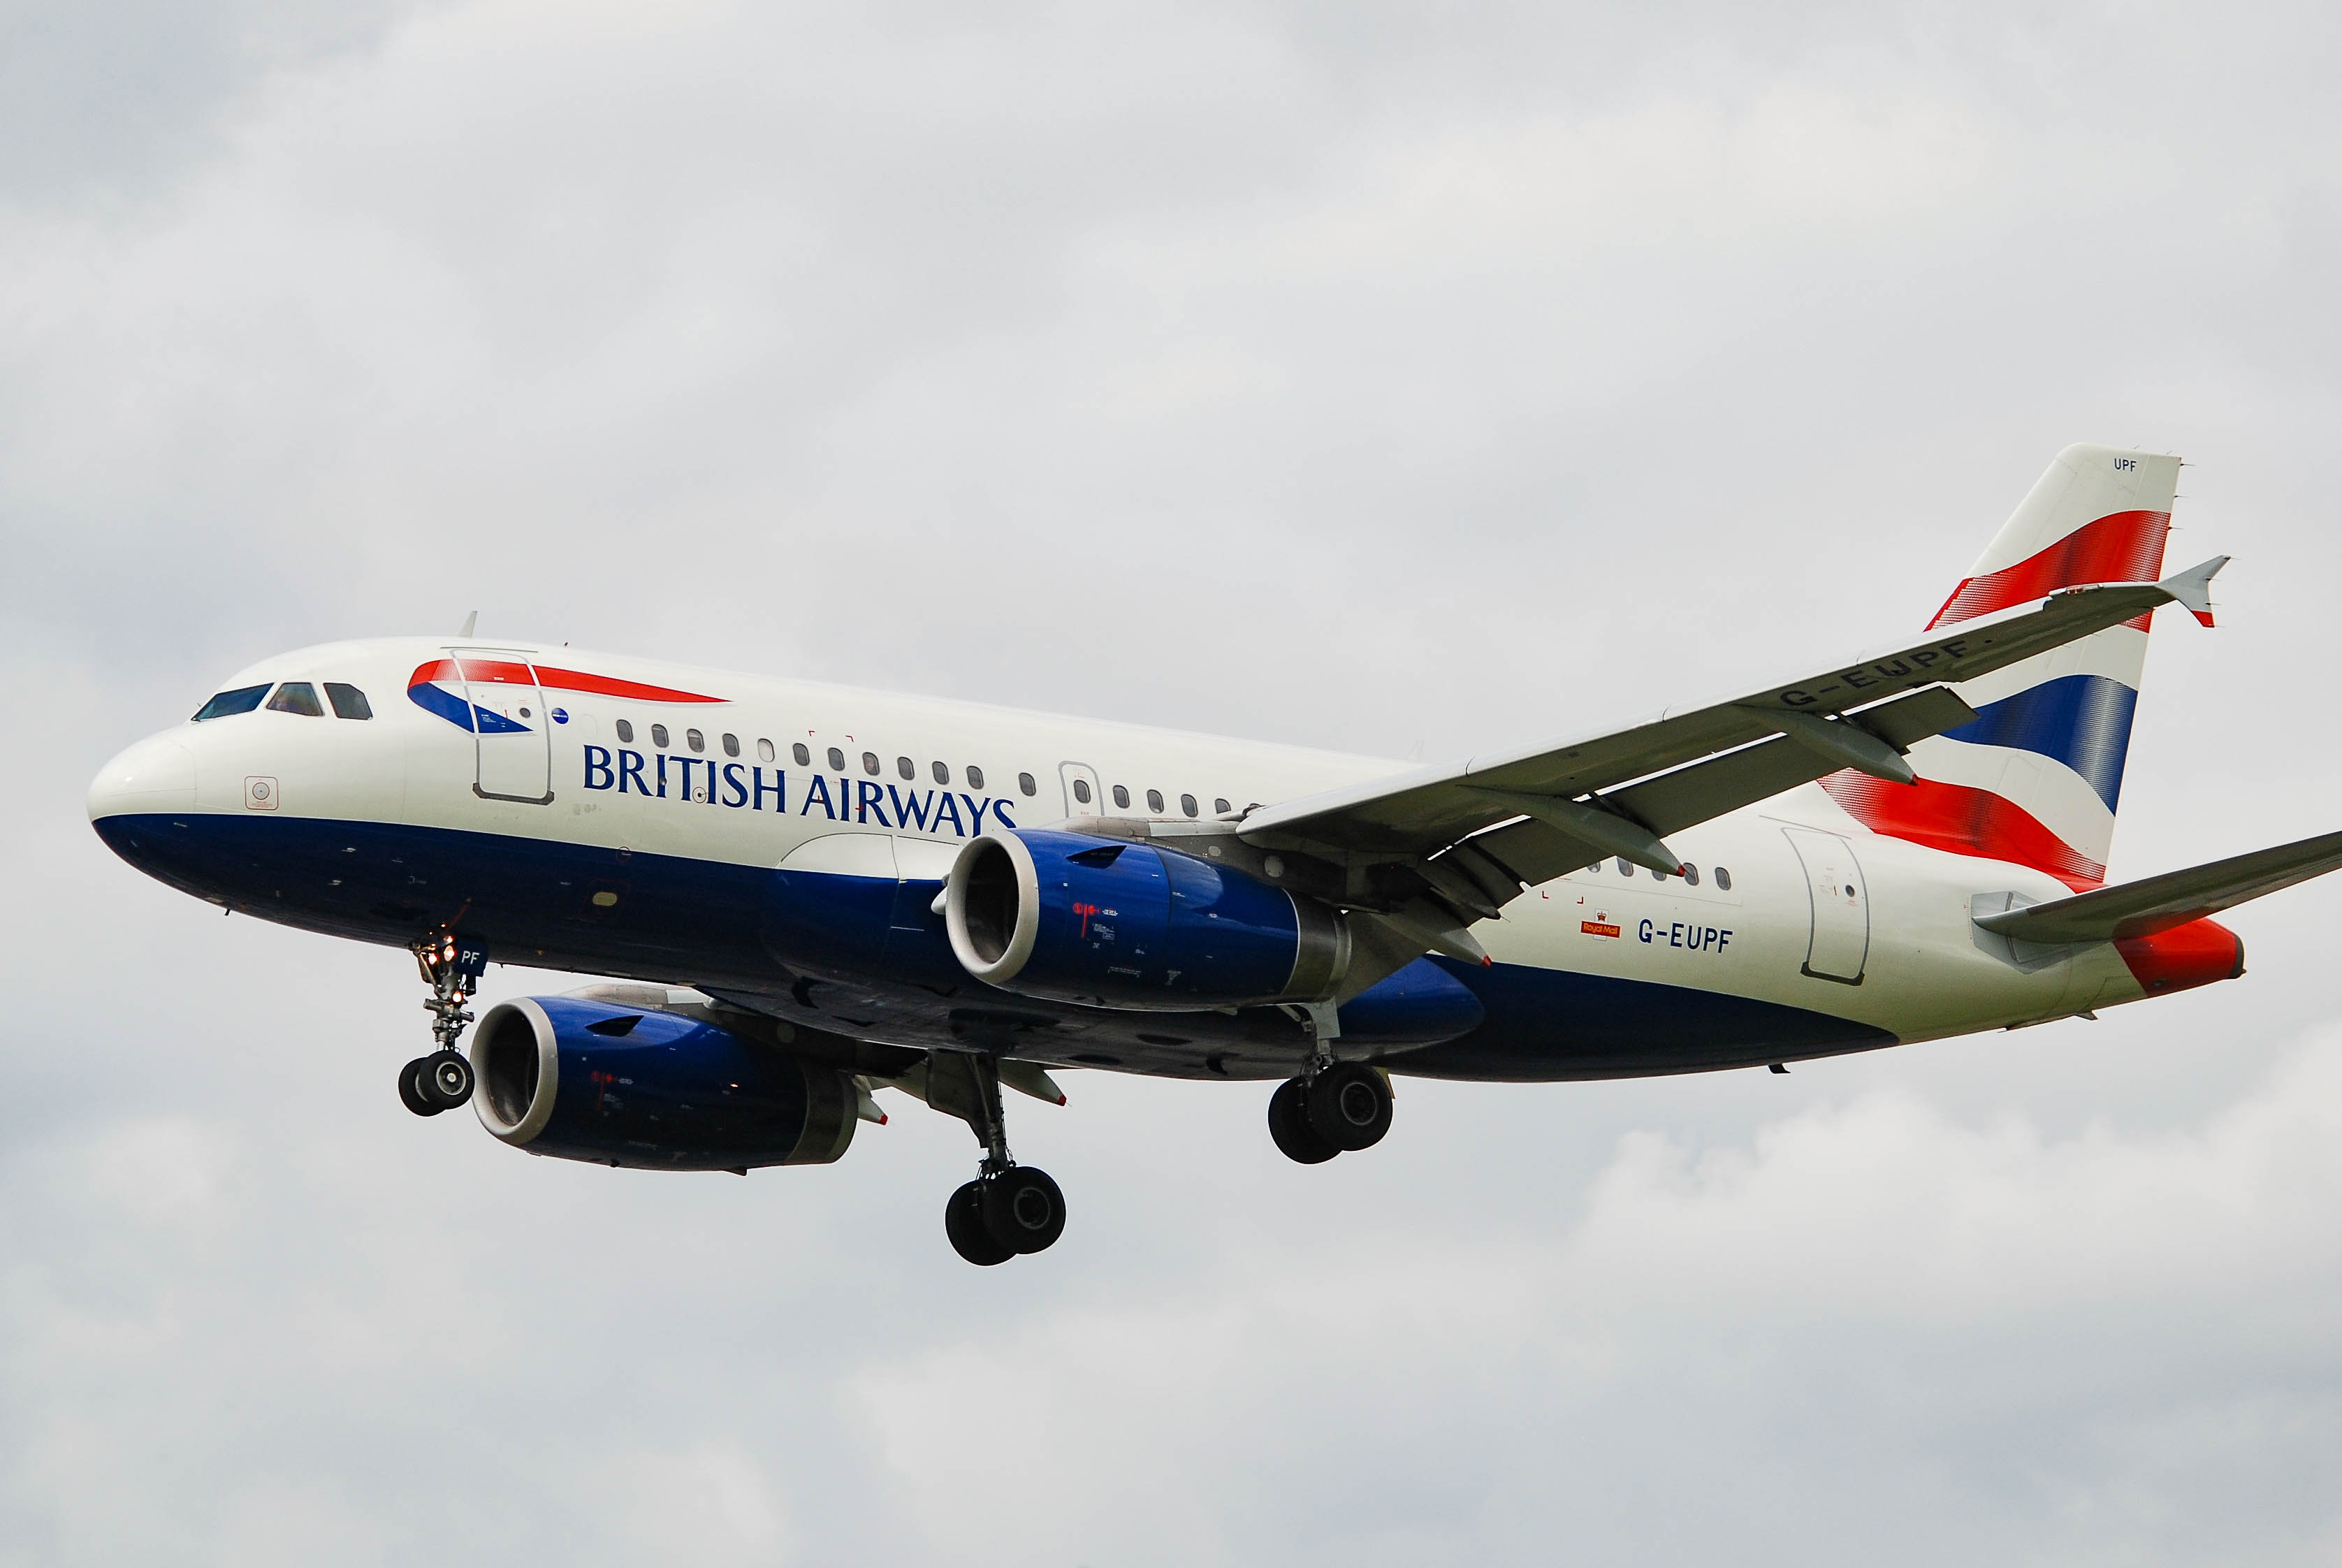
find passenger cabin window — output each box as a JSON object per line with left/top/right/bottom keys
{"left": 1615, "top": 857, "right": 1634, "bottom": 878}
{"left": 265, "top": 682, "right": 324, "bottom": 717}
{"left": 790, "top": 743, "right": 808, "bottom": 767}
{"left": 1147, "top": 789, "right": 1164, "bottom": 813}
{"left": 722, "top": 733, "right": 740, "bottom": 757}
{"left": 1714, "top": 866, "right": 1733, "bottom": 892}
{"left": 1682, "top": 863, "right": 1701, "bottom": 886}
{"left": 897, "top": 755, "right": 915, "bottom": 780}
{"left": 861, "top": 751, "right": 880, "bottom": 776}
{"left": 827, "top": 747, "right": 845, "bottom": 771}
{"left": 193, "top": 684, "right": 270, "bottom": 722}
{"left": 1112, "top": 785, "right": 1130, "bottom": 808}
{"left": 1214, "top": 797, "right": 1230, "bottom": 815}
{"left": 651, "top": 723, "right": 670, "bottom": 748}
{"left": 616, "top": 719, "right": 634, "bottom": 743}
{"left": 323, "top": 683, "right": 372, "bottom": 720}
{"left": 968, "top": 765, "right": 985, "bottom": 790}
{"left": 1018, "top": 772, "right": 1036, "bottom": 796}
{"left": 757, "top": 739, "right": 775, "bottom": 762}
{"left": 1181, "top": 793, "right": 1198, "bottom": 818}
{"left": 932, "top": 760, "right": 950, "bottom": 785}
{"left": 687, "top": 729, "right": 705, "bottom": 753}
{"left": 1073, "top": 778, "right": 1093, "bottom": 804}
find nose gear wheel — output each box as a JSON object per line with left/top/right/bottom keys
{"left": 401, "top": 930, "right": 488, "bottom": 1117}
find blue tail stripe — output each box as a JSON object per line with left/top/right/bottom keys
{"left": 1942, "top": 674, "right": 2137, "bottom": 811}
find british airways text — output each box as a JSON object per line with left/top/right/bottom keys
{"left": 582, "top": 746, "right": 1017, "bottom": 834}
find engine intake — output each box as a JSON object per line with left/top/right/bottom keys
{"left": 472, "top": 996, "right": 858, "bottom": 1170}
{"left": 944, "top": 828, "right": 1350, "bottom": 1009}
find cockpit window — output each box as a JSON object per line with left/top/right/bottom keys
{"left": 323, "top": 683, "right": 372, "bottom": 720}
{"left": 264, "top": 682, "right": 324, "bottom": 717}
{"left": 192, "top": 684, "right": 270, "bottom": 722}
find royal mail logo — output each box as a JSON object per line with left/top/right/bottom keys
{"left": 1581, "top": 918, "right": 1620, "bottom": 938}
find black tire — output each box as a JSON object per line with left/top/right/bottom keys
{"left": 421, "top": 1050, "right": 474, "bottom": 1110}
{"left": 399, "top": 1057, "right": 444, "bottom": 1117}
{"left": 1267, "top": 1077, "right": 1338, "bottom": 1163}
{"left": 980, "top": 1166, "right": 1067, "bottom": 1254}
{"left": 1306, "top": 1062, "right": 1392, "bottom": 1152}
{"left": 945, "top": 1180, "right": 1014, "bottom": 1266}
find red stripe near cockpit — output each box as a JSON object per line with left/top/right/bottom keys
{"left": 407, "top": 660, "right": 725, "bottom": 703}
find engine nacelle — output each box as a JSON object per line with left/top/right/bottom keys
{"left": 471, "top": 996, "right": 859, "bottom": 1170}
{"left": 943, "top": 828, "right": 1350, "bottom": 1010}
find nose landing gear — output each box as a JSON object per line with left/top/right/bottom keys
{"left": 401, "top": 931, "right": 488, "bottom": 1117}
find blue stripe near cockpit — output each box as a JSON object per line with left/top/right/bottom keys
{"left": 1942, "top": 674, "right": 2137, "bottom": 811}
{"left": 406, "top": 681, "right": 532, "bottom": 734}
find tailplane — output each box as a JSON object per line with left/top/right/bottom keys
{"left": 1822, "top": 444, "right": 2186, "bottom": 888}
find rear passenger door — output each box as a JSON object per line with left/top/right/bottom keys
{"left": 455, "top": 648, "right": 553, "bottom": 804}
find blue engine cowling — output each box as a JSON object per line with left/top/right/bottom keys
{"left": 943, "top": 828, "right": 1351, "bottom": 1010}
{"left": 470, "top": 994, "right": 858, "bottom": 1170}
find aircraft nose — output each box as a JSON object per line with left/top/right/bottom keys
{"left": 88, "top": 732, "right": 197, "bottom": 823}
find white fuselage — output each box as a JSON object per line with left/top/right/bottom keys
{"left": 87, "top": 637, "right": 2156, "bottom": 1082}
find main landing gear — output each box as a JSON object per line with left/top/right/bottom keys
{"left": 940, "top": 1054, "right": 1068, "bottom": 1267}
{"left": 400, "top": 930, "right": 488, "bottom": 1117}
{"left": 1268, "top": 1061, "right": 1393, "bottom": 1164}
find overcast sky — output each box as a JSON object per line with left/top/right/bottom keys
{"left": 6, "top": 2, "right": 2342, "bottom": 1563}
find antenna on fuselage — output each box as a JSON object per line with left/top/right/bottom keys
{"left": 458, "top": 611, "right": 477, "bottom": 638}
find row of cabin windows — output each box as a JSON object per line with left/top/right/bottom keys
{"left": 1065, "top": 778, "right": 1231, "bottom": 818}
{"left": 1592, "top": 857, "right": 1732, "bottom": 892}
{"left": 611, "top": 717, "right": 1036, "bottom": 797}
{"left": 193, "top": 681, "right": 372, "bottom": 722}
{"left": 189, "top": 686, "right": 1252, "bottom": 827}
{"left": 605, "top": 714, "right": 1228, "bottom": 817}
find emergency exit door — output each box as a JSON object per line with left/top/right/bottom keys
{"left": 1782, "top": 825, "right": 1868, "bottom": 983}
{"left": 454, "top": 648, "right": 553, "bottom": 804}
{"left": 1059, "top": 761, "right": 1103, "bottom": 819}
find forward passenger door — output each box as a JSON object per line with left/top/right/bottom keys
{"left": 455, "top": 648, "right": 553, "bottom": 804}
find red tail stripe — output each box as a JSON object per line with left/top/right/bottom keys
{"left": 1928, "top": 509, "right": 2172, "bottom": 632}
{"left": 408, "top": 660, "right": 725, "bottom": 704}
{"left": 1818, "top": 770, "right": 2104, "bottom": 890}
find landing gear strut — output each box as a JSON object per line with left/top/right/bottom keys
{"left": 1268, "top": 1061, "right": 1393, "bottom": 1163}
{"left": 938, "top": 1053, "right": 1067, "bottom": 1265}
{"left": 400, "top": 930, "right": 487, "bottom": 1117}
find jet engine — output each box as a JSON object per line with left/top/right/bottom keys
{"left": 943, "top": 828, "right": 1351, "bottom": 1009}
{"left": 470, "top": 995, "right": 859, "bottom": 1170}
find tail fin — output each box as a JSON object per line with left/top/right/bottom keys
{"left": 1822, "top": 444, "right": 2183, "bottom": 889}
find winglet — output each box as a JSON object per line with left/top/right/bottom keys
{"left": 2159, "top": 555, "right": 2227, "bottom": 628}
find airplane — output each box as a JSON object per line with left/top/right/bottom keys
{"left": 86, "top": 445, "right": 2342, "bottom": 1265}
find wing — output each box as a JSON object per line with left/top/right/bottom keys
{"left": 1197, "top": 560, "right": 2227, "bottom": 987}
{"left": 1242, "top": 560, "right": 2223, "bottom": 870}
{"left": 1975, "top": 826, "right": 2342, "bottom": 944}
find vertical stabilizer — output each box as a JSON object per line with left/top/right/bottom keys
{"left": 1821, "top": 444, "right": 2182, "bottom": 888}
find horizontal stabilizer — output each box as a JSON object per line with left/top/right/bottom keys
{"left": 1974, "top": 826, "right": 2342, "bottom": 943}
